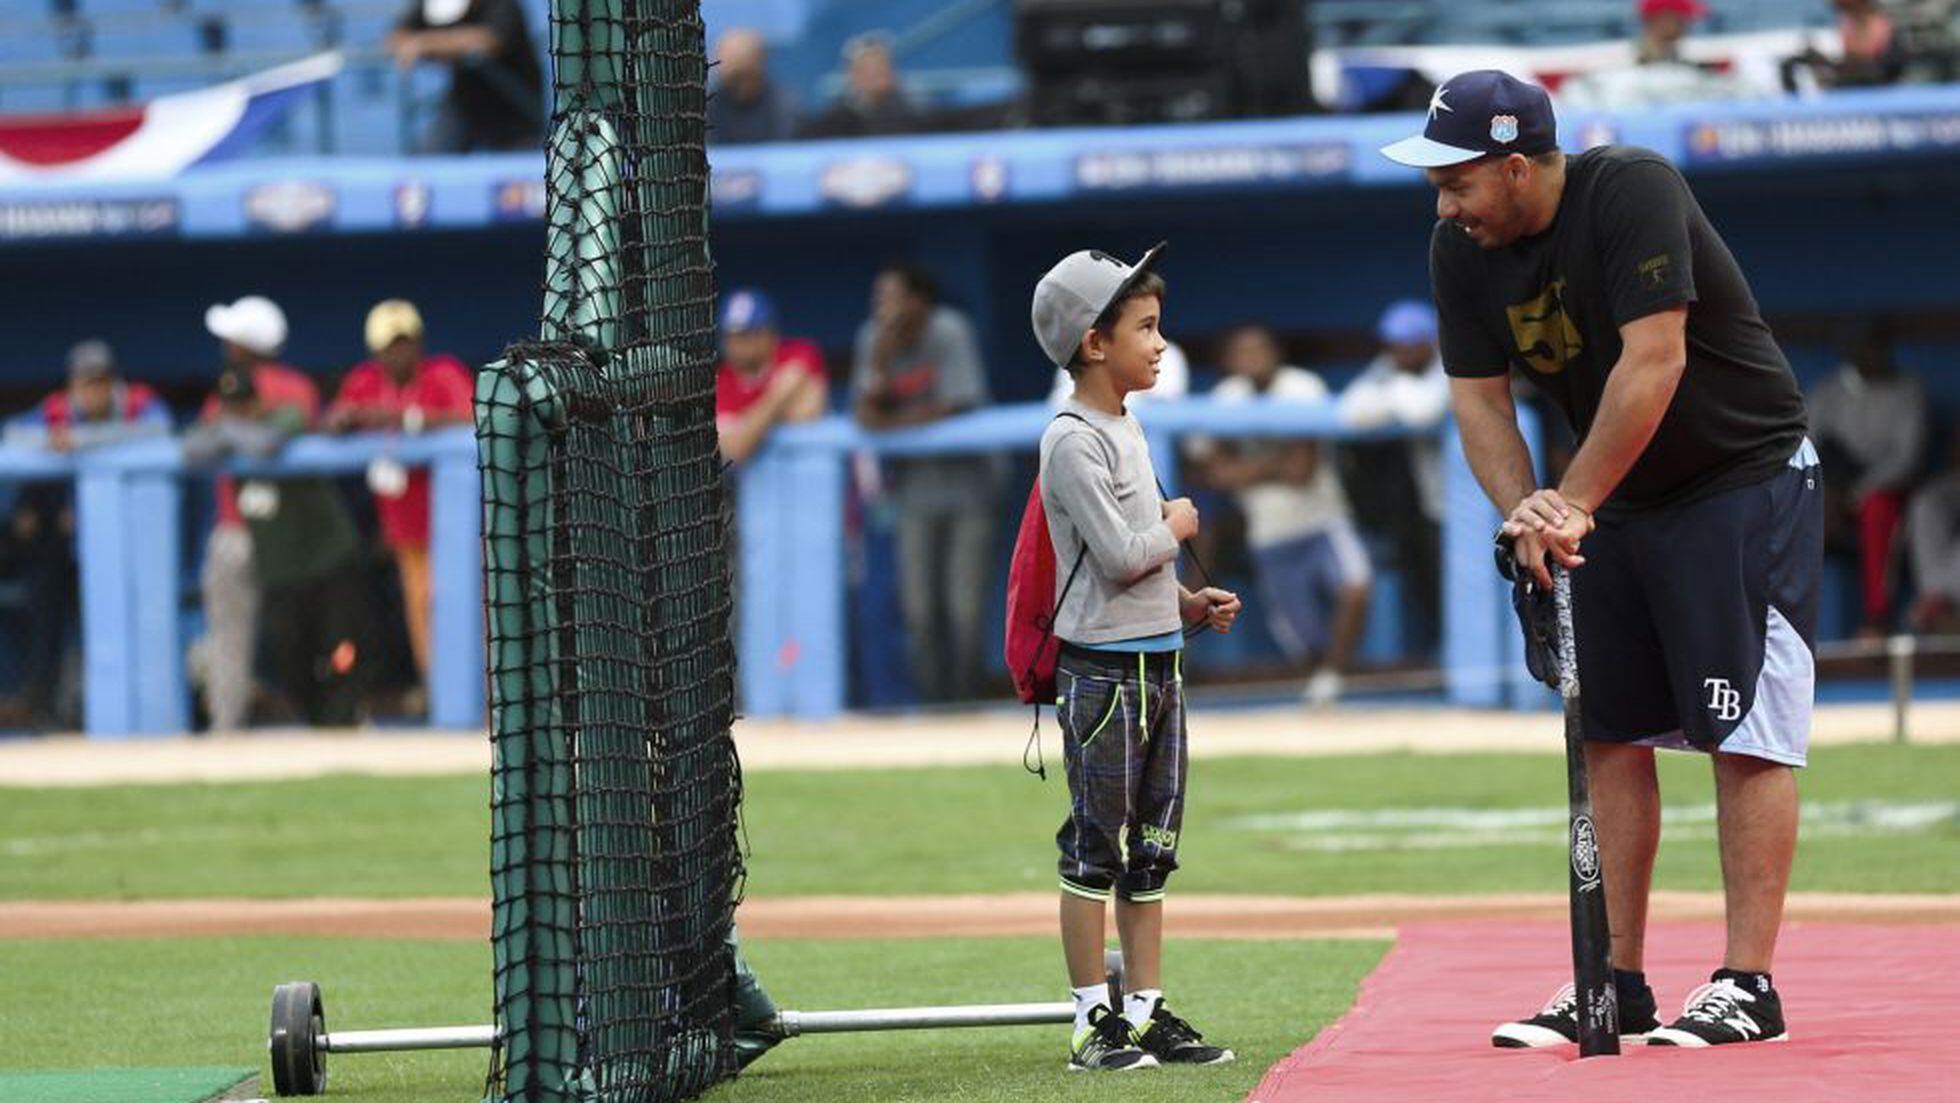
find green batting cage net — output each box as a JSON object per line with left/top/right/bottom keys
{"left": 475, "top": 2, "right": 743, "bottom": 1101}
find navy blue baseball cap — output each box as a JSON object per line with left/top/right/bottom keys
{"left": 720, "top": 287, "right": 778, "bottom": 334}
{"left": 1380, "top": 70, "right": 1559, "bottom": 168}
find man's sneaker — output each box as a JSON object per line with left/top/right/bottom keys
{"left": 1134, "top": 1000, "right": 1236, "bottom": 1065}
{"left": 1067, "top": 1004, "right": 1158, "bottom": 1072}
{"left": 1646, "top": 976, "right": 1787, "bottom": 1047}
{"left": 1491, "top": 981, "right": 1660, "bottom": 1048}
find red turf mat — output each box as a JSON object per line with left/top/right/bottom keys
{"left": 1250, "top": 921, "right": 1960, "bottom": 1103}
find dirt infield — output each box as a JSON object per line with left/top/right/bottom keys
{"left": 3, "top": 699, "right": 1956, "bottom": 787}
{"left": 2, "top": 892, "right": 1955, "bottom": 942}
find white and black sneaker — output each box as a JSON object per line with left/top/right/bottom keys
{"left": 1135, "top": 1000, "right": 1236, "bottom": 1066}
{"left": 1647, "top": 974, "right": 1787, "bottom": 1047}
{"left": 1067, "top": 1004, "right": 1159, "bottom": 1072}
{"left": 1491, "top": 981, "right": 1659, "bottom": 1048}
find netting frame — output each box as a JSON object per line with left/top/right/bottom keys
{"left": 477, "top": 4, "right": 743, "bottom": 1101}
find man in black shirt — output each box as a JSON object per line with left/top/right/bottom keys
{"left": 1384, "top": 71, "right": 1821, "bottom": 1050}
{"left": 390, "top": 0, "right": 546, "bottom": 153}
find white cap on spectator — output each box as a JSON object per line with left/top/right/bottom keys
{"left": 205, "top": 295, "right": 288, "bottom": 357}
{"left": 422, "top": 0, "right": 470, "bottom": 27}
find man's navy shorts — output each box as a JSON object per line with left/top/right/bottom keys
{"left": 1573, "top": 440, "right": 1823, "bottom": 766}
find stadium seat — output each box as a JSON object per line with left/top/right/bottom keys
{"left": 220, "top": 12, "right": 330, "bottom": 57}
{"left": 329, "top": 65, "right": 410, "bottom": 156}
{"left": 78, "top": 0, "right": 168, "bottom": 13}
{"left": 86, "top": 18, "right": 204, "bottom": 61}
{"left": 0, "top": 84, "right": 70, "bottom": 116}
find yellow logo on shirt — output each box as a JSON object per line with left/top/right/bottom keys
{"left": 1505, "top": 280, "right": 1583, "bottom": 375}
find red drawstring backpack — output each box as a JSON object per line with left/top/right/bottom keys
{"left": 1005, "top": 479, "right": 1087, "bottom": 706}
{"left": 1005, "top": 414, "right": 1089, "bottom": 777}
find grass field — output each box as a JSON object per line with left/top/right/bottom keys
{"left": 0, "top": 936, "right": 1383, "bottom": 1103}
{"left": 2, "top": 742, "right": 1955, "bottom": 1102}
{"left": 3, "top": 744, "right": 1956, "bottom": 901}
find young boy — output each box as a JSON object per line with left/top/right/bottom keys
{"left": 1032, "top": 244, "right": 1242, "bottom": 1072}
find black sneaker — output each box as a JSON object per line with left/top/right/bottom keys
{"left": 1134, "top": 1000, "right": 1236, "bottom": 1066}
{"left": 1067, "top": 1004, "right": 1158, "bottom": 1072}
{"left": 1647, "top": 975, "right": 1787, "bottom": 1047}
{"left": 1491, "top": 981, "right": 1660, "bottom": 1048}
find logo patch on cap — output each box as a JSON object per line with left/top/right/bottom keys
{"left": 1490, "top": 115, "right": 1520, "bottom": 144}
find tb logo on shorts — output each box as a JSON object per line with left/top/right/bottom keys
{"left": 1703, "top": 677, "right": 1742, "bottom": 722}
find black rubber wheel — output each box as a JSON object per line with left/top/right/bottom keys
{"left": 269, "top": 981, "right": 327, "bottom": 1096}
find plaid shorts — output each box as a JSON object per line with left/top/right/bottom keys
{"left": 1054, "top": 643, "right": 1188, "bottom": 903}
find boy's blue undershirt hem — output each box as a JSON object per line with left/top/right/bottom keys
{"left": 1078, "top": 629, "right": 1183, "bottom": 653}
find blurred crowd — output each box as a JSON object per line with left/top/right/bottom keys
{"left": 6, "top": 275, "right": 1958, "bottom": 730}
{"left": 367, "top": 0, "right": 1960, "bottom": 153}
{"left": 1, "top": 296, "right": 470, "bottom": 733}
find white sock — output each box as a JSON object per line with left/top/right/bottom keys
{"left": 1072, "top": 984, "right": 1108, "bottom": 1035}
{"left": 1125, "top": 988, "right": 1164, "bottom": 1030}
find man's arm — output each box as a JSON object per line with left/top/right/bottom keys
{"left": 855, "top": 397, "right": 962, "bottom": 430}
{"left": 1556, "top": 308, "right": 1688, "bottom": 517}
{"left": 1449, "top": 374, "right": 1539, "bottom": 514}
{"left": 389, "top": 24, "right": 503, "bottom": 66}
{"left": 719, "top": 372, "right": 815, "bottom": 464}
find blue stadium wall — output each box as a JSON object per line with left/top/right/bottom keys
{"left": 5, "top": 162, "right": 1960, "bottom": 408}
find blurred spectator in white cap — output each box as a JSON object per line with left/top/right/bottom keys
{"left": 802, "top": 30, "right": 926, "bottom": 139}
{"left": 715, "top": 288, "right": 826, "bottom": 465}
{"left": 1560, "top": 0, "right": 1749, "bottom": 109}
{"left": 186, "top": 360, "right": 366, "bottom": 729}
{"left": 187, "top": 295, "right": 323, "bottom": 731}
{"left": 326, "top": 299, "right": 474, "bottom": 703}
{"left": 1191, "top": 324, "right": 1371, "bottom": 706}
{"left": 1340, "top": 299, "right": 1448, "bottom": 653}
{"left": 709, "top": 28, "right": 797, "bottom": 145}
{"left": 388, "top": 0, "right": 546, "bottom": 153}
{"left": 0, "top": 340, "right": 171, "bottom": 731}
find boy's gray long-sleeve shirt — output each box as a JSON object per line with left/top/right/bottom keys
{"left": 1038, "top": 399, "right": 1182, "bottom": 645}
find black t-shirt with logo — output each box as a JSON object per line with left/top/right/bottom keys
{"left": 1431, "top": 145, "right": 1807, "bottom": 514}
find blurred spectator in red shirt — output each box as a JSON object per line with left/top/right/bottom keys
{"left": 715, "top": 288, "right": 827, "bottom": 464}
{"left": 326, "top": 299, "right": 474, "bottom": 694}
{"left": 1, "top": 340, "right": 171, "bottom": 731}
{"left": 192, "top": 295, "right": 319, "bottom": 731}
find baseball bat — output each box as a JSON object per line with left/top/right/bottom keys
{"left": 1552, "top": 566, "right": 1619, "bottom": 1057}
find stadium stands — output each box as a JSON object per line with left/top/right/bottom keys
{"left": 0, "top": 1, "right": 1912, "bottom": 153}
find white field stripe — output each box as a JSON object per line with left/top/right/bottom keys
{"left": 1221, "top": 800, "right": 1957, "bottom": 853}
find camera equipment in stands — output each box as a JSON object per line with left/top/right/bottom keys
{"left": 1015, "top": 0, "right": 1316, "bottom": 127}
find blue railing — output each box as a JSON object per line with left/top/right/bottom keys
{"left": 2, "top": 400, "right": 1544, "bottom": 738}
{"left": 735, "top": 398, "right": 1544, "bottom": 719}
{"left": 0, "top": 427, "right": 482, "bottom": 738}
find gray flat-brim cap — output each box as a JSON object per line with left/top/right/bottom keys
{"left": 1031, "top": 242, "right": 1166, "bottom": 369}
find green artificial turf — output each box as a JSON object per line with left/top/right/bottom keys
{"left": 2, "top": 744, "right": 1953, "bottom": 901}
{"left": 0, "top": 1067, "right": 251, "bottom": 1103}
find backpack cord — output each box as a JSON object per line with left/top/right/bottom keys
{"left": 1023, "top": 543, "right": 1087, "bottom": 780}
{"left": 1156, "top": 477, "right": 1220, "bottom": 638}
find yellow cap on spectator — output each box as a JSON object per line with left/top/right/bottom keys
{"left": 365, "top": 299, "right": 424, "bottom": 353}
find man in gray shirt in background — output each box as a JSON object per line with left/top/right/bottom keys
{"left": 851, "top": 263, "right": 995, "bottom": 703}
